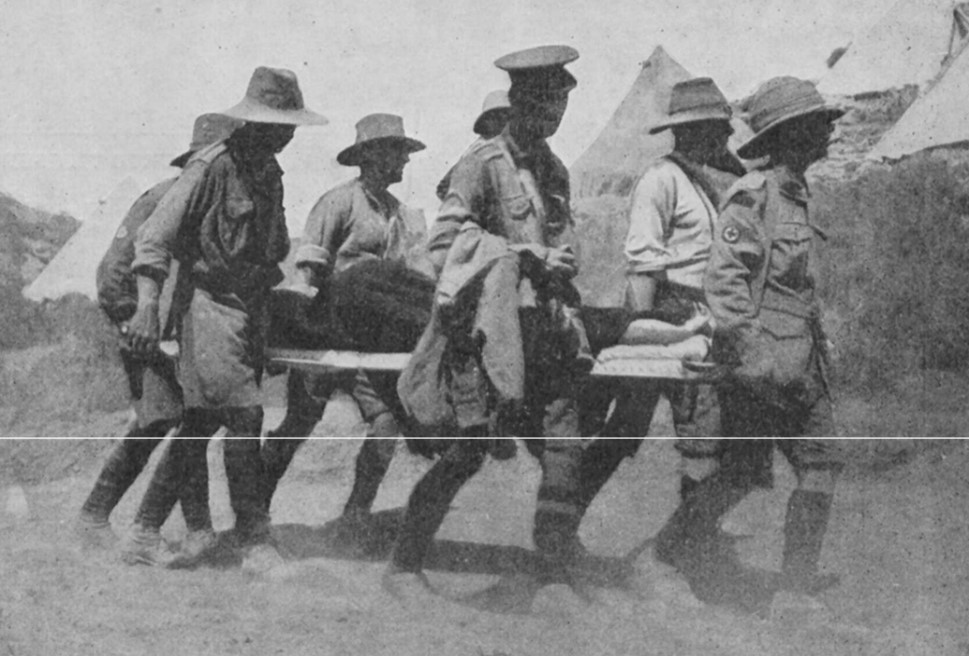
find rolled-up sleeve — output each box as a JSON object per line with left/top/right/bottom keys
{"left": 296, "top": 190, "right": 348, "bottom": 271}
{"left": 132, "top": 162, "right": 208, "bottom": 282}
{"left": 624, "top": 168, "right": 675, "bottom": 274}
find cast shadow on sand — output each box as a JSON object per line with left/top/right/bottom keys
{"left": 185, "top": 507, "right": 778, "bottom": 616}
{"left": 186, "top": 507, "right": 646, "bottom": 613}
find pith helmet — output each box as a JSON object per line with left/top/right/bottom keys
{"left": 336, "top": 113, "right": 426, "bottom": 166}
{"left": 473, "top": 90, "right": 511, "bottom": 135}
{"left": 649, "top": 77, "right": 733, "bottom": 134}
{"left": 220, "top": 67, "right": 328, "bottom": 126}
{"left": 737, "top": 76, "right": 845, "bottom": 159}
{"left": 170, "top": 113, "right": 243, "bottom": 168}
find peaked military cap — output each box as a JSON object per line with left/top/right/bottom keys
{"left": 495, "top": 45, "right": 579, "bottom": 95}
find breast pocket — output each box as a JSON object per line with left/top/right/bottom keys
{"left": 769, "top": 222, "right": 813, "bottom": 289}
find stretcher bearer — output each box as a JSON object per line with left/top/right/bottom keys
{"left": 263, "top": 114, "right": 427, "bottom": 542}
{"left": 659, "top": 77, "right": 846, "bottom": 613}
{"left": 75, "top": 114, "right": 241, "bottom": 551}
{"left": 568, "top": 82, "right": 747, "bottom": 585}
{"left": 123, "top": 67, "right": 327, "bottom": 569}
{"left": 387, "top": 45, "right": 590, "bottom": 601}
{"left": 604, "top": 77, "right": 744, "bottom": 439}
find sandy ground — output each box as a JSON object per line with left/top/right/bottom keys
{"left": 0, "top": 437, "right": 967, "bottom": 656}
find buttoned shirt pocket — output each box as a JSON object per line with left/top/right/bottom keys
{"left": 768, "top": 222, "right": 813, "bottom": 290}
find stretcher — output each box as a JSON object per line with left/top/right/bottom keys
{"left": 265, "top": 339, "right": 716, "bottom": 381}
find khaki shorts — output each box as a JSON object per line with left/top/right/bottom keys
{"left": 179, "top": 288, "right": 266, "bottom": 410}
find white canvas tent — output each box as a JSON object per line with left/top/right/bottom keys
{"left": 817, "top": 0, "right": 969, "bottom": 98}
{"left": 23, "top": 177, "right": 142, "bottom": 302}
{"left": 570, "top": 46, "right": 754, "bottom": 201}
{"left": 869, "top": 35, "right": 969, "bottom": 160}
{"left": 570, "top": 46, "right": 690, "bottom": 200}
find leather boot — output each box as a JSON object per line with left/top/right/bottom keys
{"left": 343, "top": 437, "right": 396, "bottom": 519}
{"left": 654, "top": 470, "right": 777, "bottom": 614}
{"left": 654, "top": 470, "right": 751, "bottom": 569}
{"left": 780, "top": 490, "right": 839, "bottom": 595}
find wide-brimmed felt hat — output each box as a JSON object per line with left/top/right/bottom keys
{"left": 336, "top": 113, "right": 426, "bottom": 166}
{"left": 220, "top": 67, "right": 328, "bottom": 126}
{"left": 737, "top": 76, "right": 845, "bottom": 159}
{"left": 170, "top": 113, "right": 244, "bottom": 167}
{"left": 495, "top": 45, "right": 579, "bottom": 96}
{"left": 649, "top": 77, "right": 733, "bottom": 134}
{"left": 473, "top": 90, "right": 511, "bottom": 135}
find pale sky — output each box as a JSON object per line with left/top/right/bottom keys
{"left": 1, "top": 0, "right": 889, "bottom": 230}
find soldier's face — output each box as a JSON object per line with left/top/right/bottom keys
{"left": 362, "top": 144, "right": 410, "bottom": 185}
{"left": 518, "top": 92, "right": 569, "bottom": 138}
{"left": 784, "top": 115, "right": 836, "bottom": 163}
{"left": 674, "top": 121, "right": 733, "bottom": 162}
{"left": 243, "top": 123, "right": 296, "bottom": 155}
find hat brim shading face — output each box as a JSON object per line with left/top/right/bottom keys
{"left": 737, "top": 106, "right": 845, "bottom": 159}
{"left": 220, "top": 98, "right": 329, "bottom": 126}
{"left": 336, "top": 136, "right": 426, "bottom": 166}
{"left": 649, "top": 111, "right": 734, "bottom": 135}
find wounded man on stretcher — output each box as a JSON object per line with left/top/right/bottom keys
{"left": 267, "top": 258, "right": 713, "bottom": 381}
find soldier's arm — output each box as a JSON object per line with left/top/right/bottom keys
{"left": 96, "top": 182, "right": 172, "bottom": 325}
{"left": 128, "top": 161, "right": 209, "bottom": 353}
{"left": 624, "top": 166, "right": 676, "bottom": 311}
{"left": 427, "top": 154, "right": 485, "bottom": 277}
{"left": 294, "top": 190, "right": 350, "bottom": 291}
{"left": 704, "top": 191, "right": 766, "bottom": 342}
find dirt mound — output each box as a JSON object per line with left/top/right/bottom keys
{"left": 0, "top": 296, "right": 129, "bottom": 435}
{"left": 0, "top": 192, "right": 79, "bottom": 350}
{"left": 811, "top": 87, "right": 919, "bottom": 184}
{"left": 0, "top": 191, "right": 78, "bottom": 287}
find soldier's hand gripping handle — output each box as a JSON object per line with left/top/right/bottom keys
{"left": 127, "top": 274, "right": 162, "bottom": 357}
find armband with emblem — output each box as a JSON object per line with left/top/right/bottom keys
{"left": 721, "top": 224, "right": 742, "bottom": 244}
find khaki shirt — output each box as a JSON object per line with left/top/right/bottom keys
{"left": 625, "top": 157, "right": 718, "bottom": 290}
{"left": 295, "top": 178, "right": 424, "bottom": 277}
{"left": 97, "top": 178, "right": 177, "bottom": 324}
{"left": 429, "top": 128, "right": 575, "bottom": 262}
{"left": 704, "top": 166, "right": 827, "bottom": 396}
{"left": 132, "top": 142, "right": 290, "bottom": 300}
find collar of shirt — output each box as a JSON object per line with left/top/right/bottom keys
{"left": 774, "top": 165, "right": 810, "bottom": 205}
{"left": 500, "top": 126, "right": 551, "bottom": 170}
{"left": 357, "top": 178, "right": 398, "bottom": 219}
